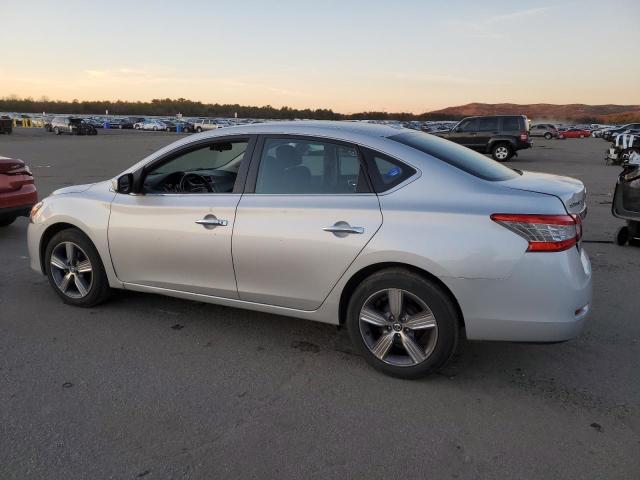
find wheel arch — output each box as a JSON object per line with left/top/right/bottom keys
{"left": 39, "top": 222, "right": 96, "bottom": 274}
{"left": 338, "top": 262, "right": 466, "bottom": 332}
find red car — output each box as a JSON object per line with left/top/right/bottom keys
{"left": 560, "top": 128, "right": 591, "bottom": 139}
{"left": 0, "top": 156, "right": 37, "bottom": 227}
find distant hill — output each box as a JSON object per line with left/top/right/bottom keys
{"left": 425, "top": 103, "right": 640, "bottom": 123}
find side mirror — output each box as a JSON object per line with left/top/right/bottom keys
{"left": 116, "top": 173, "right": 134, "bottom": 194}
{"left": 455, "top": 126, "right": 462, "bottom": 133}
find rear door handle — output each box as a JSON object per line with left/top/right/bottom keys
{"left": 323, "top": 222, "right": 364, "bottom": 235}
{"left": 196, "top": 214, "right": 228, "bottom": 229}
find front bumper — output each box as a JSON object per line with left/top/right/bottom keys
{"left": 445, "top": 246, "right": 592, "bottom": 342}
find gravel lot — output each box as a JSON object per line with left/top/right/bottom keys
{"left": 1, "top": 129, "right": 639, "bottom": 479}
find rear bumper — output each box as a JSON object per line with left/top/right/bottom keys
{"left": 445, "top": 246, "right": 592, "bottom": 342}
{"left": 0, "top": 184, "right": 37, "bottom": 218}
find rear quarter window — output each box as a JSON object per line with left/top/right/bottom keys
{"left": 388, "top": 131, "right": 519, "bottom": 181}
{"left": 502, "top": 117, "right": 521, "bottom": 131}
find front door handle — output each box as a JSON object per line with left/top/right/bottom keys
{"left": 196, "top": 214, "right": 228, "bottom": 229}
{"left": 323, "top": 221, "right": 364, "bottom": 237}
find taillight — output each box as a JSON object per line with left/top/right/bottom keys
{"left": 519, "top": 131, "right": 528, "bottom": 141}
{"left": 491, "top": 213, "right": 580, "bottom": 252}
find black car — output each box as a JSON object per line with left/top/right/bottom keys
{"left": 434, "top": 115, "right": 531, "bottom": 161}
{"left": 108, "top": 118, "right": 134, "bottom": 129}
{"left": 602, "top": 124, "right": 640, "bottom": 142}
{"left": 50, "top": 116, "right": 97, "bottom": 135}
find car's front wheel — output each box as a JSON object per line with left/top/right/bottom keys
{"left": 53, "top": 127, "right": 60, "bottom": 135}
{"left": 346, "top": 268, "right": 459, "bottom": 379}
{"left": 45, "top": 228, "right": 111, "bottom": 307}
{"left": 544, "top": 132, "right": 552, "bottom": 140}
{"left": 491, "top": 143, "right": 513, "bottom": 161}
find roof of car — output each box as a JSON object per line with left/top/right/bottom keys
{"left": 199, "top": 120, "right": 407, "bottom": 140}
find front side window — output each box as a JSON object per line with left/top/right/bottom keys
{"left": 254, "top": 138, "right": 368, "bottom": 194}
{"left": 458, "top": 119, "right": 478, "bottom": 132}
{"left": 143, "top": 140, "right": 248, "bottom": 194}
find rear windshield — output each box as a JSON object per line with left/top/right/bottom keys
{"left": 388, "top": 131, "right": 519, "bottom": 181}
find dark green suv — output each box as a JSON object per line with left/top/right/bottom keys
{"left": 434, "top": 115, "right": 532, "bottom": 161}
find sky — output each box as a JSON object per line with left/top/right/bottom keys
{"left": 1, "top": 0, "right": 639, "bottom": 113}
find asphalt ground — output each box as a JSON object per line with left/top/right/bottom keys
{"left": 1, "top": 128, "right": 639, "bottom": 479}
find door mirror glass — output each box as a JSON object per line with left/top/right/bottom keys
{"left": 117, "top": 173, "right": 134, "bottom": 194}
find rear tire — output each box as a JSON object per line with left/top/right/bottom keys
{"left": 196, "top": 126, "right": 203, "bottom": 133}
{"left": 616, "top": 226, "right": 629, "bottom": 246}
{"left": 346, "top": 268, "right": 459, "bottom": 379}
{"left": 53, "top": 127, "right": 60, "bottom": 135}
{"left": 544, "top": 132, "right": 552, "bottom": 140}
{"left": 491, "top": 143, "right": 513, "bottom": 162}
{"left": 45, "top": 228, "right": 111, "bottom": 307}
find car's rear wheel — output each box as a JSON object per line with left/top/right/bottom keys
{"left": 492, "top": 143, "right": 513, "bottom": 161}
{"left": 0, "top": 216, "right": 16, "bottom": 227}
{"left": 621, "top": 148, "right": 640, "bottom": 162}
{"left": 45, "top": 229, "right": 111, "bottom": 307}
{"left": 53, "top": 127, "right": 60, "bottom": 135}
{"left": 544, "top": 132, "right": 552, "bottom": 140}
{"left": 346, "top": 268, "right": 459, "bottom": 379}
{"left": 196, "top": 126, "right": 202, "bottom": 133}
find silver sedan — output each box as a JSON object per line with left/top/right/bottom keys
{"left": 27, "top": 122, "right": 592, "bottom": 378}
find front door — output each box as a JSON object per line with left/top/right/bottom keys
{"left": 232, "top": 136, "right": 383, "bottom": 310}
{"left": 108, "top": 137, "right": 253, "bottom": 298}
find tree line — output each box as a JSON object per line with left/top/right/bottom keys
{"left": 0, "top": 96, "right": 439, "bottom": 121}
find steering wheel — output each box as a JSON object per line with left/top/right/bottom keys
{"left": 179, "top": 173, "right": 214, "bottom": 193}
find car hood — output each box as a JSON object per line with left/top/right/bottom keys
{"left": 499, "top": 170, "right": 587, "bottom": 216}
{"left": 52, "top": 183, "right": 95, "bottom": 195}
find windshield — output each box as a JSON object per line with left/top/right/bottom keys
{"left": 388, "top": 131, "right": 519, "bottom": 181}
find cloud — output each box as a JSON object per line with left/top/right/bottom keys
{"left": 447, "top": 6, "right": 554, "bottom": 39}
{"left": 485, "top": 6, "right": 554, "bottom": 24}
{"left": 392, "top": 72, "right": 477, "bottom": 85}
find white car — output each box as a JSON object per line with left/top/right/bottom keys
{"left": 134, "top": 120, "right": 167, "bottom": 131}
{"left": 27, "top": 121, "right": 592, "bottom": 378}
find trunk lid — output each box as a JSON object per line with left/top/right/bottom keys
{"left": 500, "top": 170, "right": 587, "bottom": 217}
{"left": 0, "top": 156, "right": 28, "bottom": 175}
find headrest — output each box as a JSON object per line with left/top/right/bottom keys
{"left": 275, "top": 144, "right": 302, "bottom": 168}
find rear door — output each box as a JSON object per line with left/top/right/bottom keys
{"left": 477, "top": 117, "right": 499, "bottom": 147}
{"left": 232, "top": 135, "right": 382, "bottom": 310}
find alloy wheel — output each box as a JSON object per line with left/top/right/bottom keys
{"left": 494, "top": 146, "right": 509, "bottom": 160}
{"left": 359, "top": 288, "right": 438, "bottom": 367}
{"left": 49, "top": 241, "right": 93, "bottom": 299}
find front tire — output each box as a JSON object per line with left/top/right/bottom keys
{"left": 53, "top": 127, "right": 60, "bottom": 135}
{"left": 45, "top": 228, "right": 111, "bottom": 307}
{"left": 544, "top": 132, "right": 552, "bottom": 140}
{"left": 491, "top": 143, "right": 513, "bottom": 162}
{"left": 196, "top": 126, "right": 202, "bottom": 133}
{"left": 346, "top": 268, "right": 459, "bottom": 379}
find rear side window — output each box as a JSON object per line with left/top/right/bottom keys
{"left": 502, "top": 117, "right": 521, "bottom": 131}
{"left": 255, "top": 138, "right": 369, "bottom": 194}
{"left": 362, "top": 148, "right": 416, "bottom": 193}
{"left": 388, "top": 131, "right": 519, "bottom": 181}
{"left": 478, "top": 117, "right": 499, "bottom": 131}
